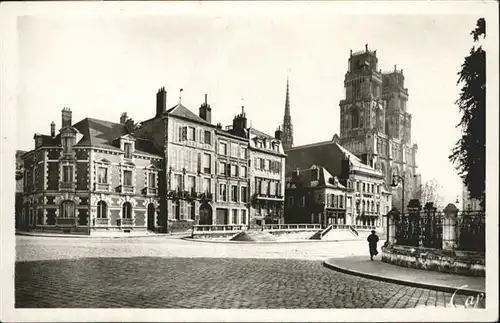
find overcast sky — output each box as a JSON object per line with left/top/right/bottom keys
{"left": 14, "top": 5, "right": 490, "bottom": 205}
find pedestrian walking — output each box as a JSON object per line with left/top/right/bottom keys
{"left": 367, "top": 230, "right": 379, "bottom": 261}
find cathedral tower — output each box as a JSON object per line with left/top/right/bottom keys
{"left": 338, "top": 45, "right": 419, "bottom": 207}
{"left": 282, "top": 77, "right": 294, "bottom": 150}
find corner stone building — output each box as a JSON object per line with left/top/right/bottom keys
{"left": 336, "top": 45, "right": 420, "bottom": 207}
{"left": 20, "top": 109, "right": 162, "bottom": 234}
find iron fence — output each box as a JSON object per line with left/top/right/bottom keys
{"left": 420, "top": 209, "right": 443, "bottom": 249}
{"left": 456, "top": 211, "right": 485, "bottom": 252}
{"left": 395, "top": 213, "right": 420, "bottom": 247}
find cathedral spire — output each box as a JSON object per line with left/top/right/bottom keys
{"left": 282, "top": 75, "right": 294, "bottom": 150}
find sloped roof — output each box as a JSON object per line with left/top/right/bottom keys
{"left": 72, "top": 118, "right": 161, "bottom": 156}
{"left": 289, "top": 165, "right": 346, "bottom": 190}
{"left": 167, "top": 103, "right": 213, "bottom": 125}
{"left": 285, "top": 140, "right": 381, "bottom": 178}
{"left": 249, "top": 127, "right": 274, "bottom": 139}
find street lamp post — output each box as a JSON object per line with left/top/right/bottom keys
{"left": 390, "top": 174, "right": 405, "bottom": 214}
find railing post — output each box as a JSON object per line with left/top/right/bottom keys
{"left": 407, "top": 199, "right": 422, "bottom": 247}
{"left": 386, "top": 207, "right": 399, "bottom": 246}
{"left": 442, "top": 203, "right": 458, "bottom": 250}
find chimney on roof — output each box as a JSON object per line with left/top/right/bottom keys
{"left": 61, "top": 108, "right": 72, "bottom": 128}
{"left": 274, "top": 126, "right": 283, "bottom": 140}
{"left": 50, "top": 121, "right": 56, "bottom": 137}
{"left": 199, "top": 94, "right": 212, "bottom": 124}
{"left": 156, "top": 87, "right": 167, "bottom": 118}
{"left": 120, "top": 112, "right": 128, "bottom": 124}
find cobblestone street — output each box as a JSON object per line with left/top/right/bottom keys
{"left": 15, "top": 236, "right": 484, "bottom": 309}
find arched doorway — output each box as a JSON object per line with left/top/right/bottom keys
{"left": 147, "top": 203, "right": 155, "bottom": 231}
{"left": 199, "top": 203, "right": 212, "bottom": 225}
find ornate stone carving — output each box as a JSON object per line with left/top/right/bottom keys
{"left": 118, "top": 195, "right": 137, "bottom": 207}
{"left": 90, "top": 193, "right": 113, "bottom": 206}
{"left": 54, "top": 193, "right": 81, "bottom": 206}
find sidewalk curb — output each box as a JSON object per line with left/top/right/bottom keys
{"left": 323, "top": 258, "right": 485, "bottom": 297}
{"left": 15, "top": 232, "right": 189, "bottom": 239}
{"left": 182, "top": 237, "right": 367, "bottom": 244}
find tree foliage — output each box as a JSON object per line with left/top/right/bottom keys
{"left": 414, "top": 178, "right": 444, "bottom": 208}
{"left": 449, "top": 18, "right": 486, "bottom": 209}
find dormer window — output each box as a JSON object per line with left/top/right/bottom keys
{"left": 124, "top": 143, "right": 133, "bottom": 159}
{"left": 311, "top": 169, "right": 319, "bottom": 181}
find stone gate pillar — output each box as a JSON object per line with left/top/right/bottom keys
{"left": 442, "top": 203, "right": 458, "bottom": 250}
{"left": 386, "top": 207, "right": 400, "bottom": 245}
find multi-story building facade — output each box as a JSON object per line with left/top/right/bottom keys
{"left": 20, "top": 108, "right": 162, "bottom": 235}
{"left": 336, "top": 45, "right": 420, "bottom": 208}
{"left": 213, "top": 115, "right": 250, "bottom": 225}
{"left": 18, "top": 87, "right": 288, "bottom": 234}
{"left": 248, "top": 127, "right": 287, "bottom": 226}
{"left": 284, "top": 138, "right": 391, "bottom": 228}
{"left": 134, "top": 90, "right": 218, "bottom": 231}
{"left": 285, "top": 165, "right": 347, "bottom": 227}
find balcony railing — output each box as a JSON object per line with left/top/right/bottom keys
{"left": 59, "top": 182, "right": 75, "bottom": 191}
{"left": 93, "top": 218, "right": 109, "bottom": 226}
{"left": 145, "top": 187, "right": 158, "bottom": 196}
{"left": 121, "top": 185, "right": 135, "bottom": 194}
{"left": 119, "top": 218, "right": 134, "bottom": 226}
{"left": 262, "top": 224, "right": 322, "bottom": 231}
{"left": 56, "top": 217, "right": 77, "bottom": 227}
{"left": 94, "top": 182, "right": 110, "bottom": 192}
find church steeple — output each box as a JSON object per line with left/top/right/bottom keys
{"left": 282, "top": 76, "right": 294, "bottom": 150}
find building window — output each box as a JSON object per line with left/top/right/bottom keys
{"left": 240, "top": 166, "right": 247, "bottom": 178}
{"left": 340, "top": 196, "right": 344, "bottom": 208}
{"left": 219, "top": 142, "right": 227, "bottom": 155}
{"left": 148, "top": 173, "right": 156, "bottom": 188}
{"left": 240, "top": 147, "right": 247, "bottom": 159}
{"left": 231, "top": 185, "right": 238, "bottom": 202}
{"left": 299, "top": 196, "right": 305, "bottom": 207}
{"left": 203, "top": 153, "right": 211, "bottom": 174}
{"left": 241, "top": 210, "right": 247, "bottom": 225}
{"left": 123, "top": 170, "right": 133, "bottom": 186}
{"left": 362, "top": 183, "right": 366, "bottom": 192}
{"left": 241, "top": 186, "right": 248, "bottom": 203}
{"left": 97, "top": 201, "right": 107, "bottom": 218}
{"left": 187, "top": 202, "right": 195, "bottom": 220}
{"left": 174, "top": 174, "right": 182, "bottom": 190}
{"left": 219, "top": 162, "right": 226, "bottom": 175}
{"left": 261, "top": 180, "right": 269, "bottom": 195}
{"left": 356, "top": 182, "right": 360, "bottom": 191}
{"left": 59, "top": 200, "right": 75, "bottom": 218}
{"left": 122, "top": 202, "right": 132, "bottom": 219}
{"left": 124, "top": 143, "right": 133, "bottom": 159}
{"left": 377, "top": 185, "right": 380, "bottom": 194}
{"left": 289, "top": 197, "right": 294, "bottom": 206}
{"left": 188, "top": 127, "right": 196, "bottom": 141}
{"left": 187, "top": 175, "right": 196, "bottom": 192}
{"left": 203, "top": 178, "right": 211, "bottom": 193}
{"left": 311, "top": 169, "right": 319, "bottom": 181}
{"left": 265, "top": 160, "right": 271, "bottom": 171}
{"left": 376, "top": 203, "right": 380, "bottom": 213}
{"left": 204, "top": 131, "right": 211, "bottom": 144}
{"left": 173, "top": 201, "right": 180, "bottom": 220}
{"left": 347, "top": 197, "right": 352, "bottom": 208}
{"left": 62, "top": 165, "right": 73, "bottom": 183}
{"left": 260, "top": 159, "right": 265, "bottom": 170}
{"left": 179, "top": 126, "right": 187, "bottom": 141}
{"left": 232, "top": 209, "right": 238, "bottom": 224}
{"left": 230, "top": 164, "right": 238, "bottom": 177}
{"left": 219, "top": 184, "right": 227, "bottom": 202}
{"left": 97, "top": 167, "right": 108, "bottom": 184}
{"left": 275, "top": 182, "right": 281, "bottom": 197}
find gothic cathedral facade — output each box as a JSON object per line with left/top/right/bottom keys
{"left": 338, "top": 45, "right": 420, "bottom": 207}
